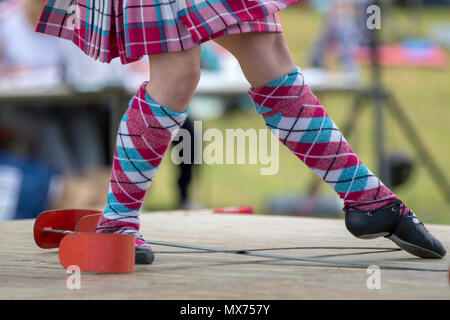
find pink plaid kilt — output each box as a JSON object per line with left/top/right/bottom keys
{"left": 36, "top": 0, "right": 297, "bottom": 64}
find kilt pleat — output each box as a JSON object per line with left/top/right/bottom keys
{"left": 36, "top": 0, "right": 296, "bottom": 64}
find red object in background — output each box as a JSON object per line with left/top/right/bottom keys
{"left": 213, "top": 206, "right": 254, "bottom": 214}
{"left": 354, "top": 43, "right": 448, "bottom": 69}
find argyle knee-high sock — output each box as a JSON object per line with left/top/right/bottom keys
{"left": 248, "top": 67, "right": 400, "bottom": 212}
{"left": 96, "top": 82, "right": 188, "bottom": 241}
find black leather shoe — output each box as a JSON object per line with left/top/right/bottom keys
{"left": 344, "top": 200, "right": 446, "bottom": 259}
{"left": 135, "top": 246, "right": 155, "bottom": 265}
{"left": 95, "top": 224, "right": 155, "bottom": 265}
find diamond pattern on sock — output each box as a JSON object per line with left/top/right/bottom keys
{"left": 96, "top": 82, "right": 188, "bottom": 239}
{"left": 249, "top": 67, "right": 399, "bottom": 212}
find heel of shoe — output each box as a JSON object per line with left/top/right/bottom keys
{"left": 345, "top": 210, "right": 385, "bottom": 238}
{"left": 344, "top": 204, "right": 399, "bottom": 239}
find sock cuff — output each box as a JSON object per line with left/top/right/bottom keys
{"left": 134, "top": 81, "right": 190, "bottom": 120}
{"left": 146, "top": 93, "right": 190, "bottom": 119}
{"left": 249, "top": 66, "right": 302, "bottom": 93}
{"left": 248, "top": 66, "right": 314, "bottom": 115}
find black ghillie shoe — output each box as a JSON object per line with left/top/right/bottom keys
{"left": 134, "top": 233, "right": 155, "bottom": 265}
{"left": 135, "top": 245, "right": 155, "bottom": 265}
{"left": 95, "top": 219, "right": 155, "bottom": 265}
{"left": 344, "top": 200, "right": 446, "bottom": 259}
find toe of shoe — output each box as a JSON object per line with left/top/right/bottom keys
{"left": 135, "top": 246, "right": 155, "bottom": 264}
{"left": 391, "top": 220, "right": 446, "bottom": 259}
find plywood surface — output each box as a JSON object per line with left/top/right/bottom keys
{"left": 0, "top": 210, "right": 449, "bottom": 299}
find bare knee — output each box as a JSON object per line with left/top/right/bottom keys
{"left": 224, "top": 32, "right": 292, "bottom": 61}
{"left": 157, "top": 64, "right": 200, "bottom": 111}
{"left": 146, "top": 47, "right": 201, "bottom": 112}
{"left": 215, "top": 33, "right": 295, "bottom": 88}
{"left": 168, "top": 64, "right": 201, "bottom": 95}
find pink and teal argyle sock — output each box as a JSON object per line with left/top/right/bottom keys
{"left": 248, "top": 67, "right": 402, "bottom": 212}
{"left": 96, "top": 82, "right": 188, "bottom": 245}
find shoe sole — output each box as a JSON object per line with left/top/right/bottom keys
{"left": 357, "top": 232, "right": 389, "bottom": 239}
{"left": 355, "top": 233, "right": 443, "bottom": 259}
{"left": 387, "top": 234, "right": 443, "bottom": 259}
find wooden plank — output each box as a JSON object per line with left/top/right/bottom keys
{"left": 0, "top": 211, "right": 449, "bottom": 299}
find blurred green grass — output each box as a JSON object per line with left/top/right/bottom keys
{"left": 144, "top": 5, "right": 450, "bottom": 224}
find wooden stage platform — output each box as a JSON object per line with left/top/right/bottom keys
{"left": 0, "top": 210, "right": 449, "bottom": 299}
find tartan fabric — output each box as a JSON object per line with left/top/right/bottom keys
{"left": 36, "top": 0, "right": 296, "bottom": 64}
{"left": 96, "top": 82, "right": 188, "bottom": 238}
{"left": 249, "top": 67, "right": 400, "bottom": 212}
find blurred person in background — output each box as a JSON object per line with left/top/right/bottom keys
{"left": 0, "top": 0, "right": 199, "bottom": 213}
{"left": 309, "top": 0, "right": 365, "bottom": 72}
{"left": 0, "top": 0, "right": 63, "bottom": 72}
{"left": 0, "top": 0, "right": 66, "bottom": 220}
{"left": 0, "top": 0, "right": 104, "bottom": 172}
{"left": 0, "top": 0, "right": 106, "bottom": 220}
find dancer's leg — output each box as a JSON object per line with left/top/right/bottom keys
{"left": 145, "top": 47, "right": 201, "bottom": 112}
{"left": 214, "top": 32, "right": 445, "bottom": 258}
{"left": 215, "top": 32, "right": 395, "bottom": 210}
{"left": 214, "top": 32, "right": 295, "bottom": 88}
{"left": 96, "top": 46, "right": 201, "bottom": 264}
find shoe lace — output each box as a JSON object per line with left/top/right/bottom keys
{"left": 345, "top": 199, "right": 423, "bottom": 226}
{"left": 397, "top": 201, "right": 424, "bottom": 227}
{"left": 344, "top": 198, "right": 399, "bottom": 212}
